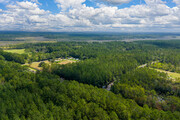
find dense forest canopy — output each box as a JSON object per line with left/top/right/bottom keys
{"left": 0, "top": 35, "right": 180, "bottom": 119}
{"left": 0, "top": 60, "right": 179, "bottom": 120}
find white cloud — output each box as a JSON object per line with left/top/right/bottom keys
{"left": 30, "top": 0, "right": 42, "bottom": 5}
{"left": 55, "top": 0, "right": 86, "bottom": 11}
{"left": 17, "top": 1, "right": 38, "bottom": 10}
{"left": 0, "top": 9, "right": 2, "bottom": 12}
{"left": 144, "top": 0, "right": 166, "bottom": 5}
{"left": 0, "top": 0, "right": 10, "bottom": 3}
{"left": 28, "top": 15, "right": 47, "bottom": 23}
{"left": 173, "top": 0, "right": 180, "bottom": 5}
{"left": 0, "top": 0, "right": 180, "bottom": 32}
{"left": 95, "top": 0, "right": 132, "bottom": 5}
{"left": 29, "top": 8, "right": 48, "bottom": 15}
{"left": 0, "top": 1, "right": 50, "bottom": 31}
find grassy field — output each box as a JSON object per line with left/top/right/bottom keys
{"left": 25, "top": 58, "right": 78, "bottom": 71}
{"left": 28, "top": 60, "right": 50, "bottom": 71}
{"left": 56, "top": 59, "right": 78, "bottom": 65}
{"left": 4, "top": 49, "right": 26, "bottom": 54}
{"left": 150, "top": 68, "right": 180, "bottom": 80}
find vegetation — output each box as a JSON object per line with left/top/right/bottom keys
{"left": 0, "top": 50, "right": 26, "bottom": 64}
{"left": 0, "top": 60, "right": 179, "bottom": 120}
{"left": 111, "top": 68, "right": 180, "bottom": 111}
{"left": 150, "top": 68, "right": 180, "bottom": 80}
{"left": 150, "top": 62, "right": 180, "bottom": 73}
{"left": 0, "top": 33, "right": 180, "bottom": 119}
{"left": 4, "top": 49, "right": 26, "bottom": 54}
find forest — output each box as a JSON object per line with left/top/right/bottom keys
{"left": 0, "top": 36, "right": 180, "bottom": 119}
{"left": 1, "top": 32, "right": 180, "bottom": 41}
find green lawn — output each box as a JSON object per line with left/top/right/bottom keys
{"left": 4, "top": 49, "right": 26, "bottom": 54}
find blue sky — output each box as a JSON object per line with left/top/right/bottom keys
{"left": 0, "top": 0, "right": 175, "bottom": 12}
{"left": 0, "top": 0, "right": 180, "bottom": 32}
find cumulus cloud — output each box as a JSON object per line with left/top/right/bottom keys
{"left": 17, "top": 1, "right": 38, "bottom": 9}
{"left": 95, "top": 0, "right": 132, "bottom": 5}
{"left": 55, "top": 0, "right": 86, "bottom": 11}
{"left": 68, "top": 0, "right": 178, "bottom": 27}
{"left": 144, "top": 0, "right": 166, "bottom": 5}
{"left": 173, "top": 0, "right": 180, "bottom": 5}
{"left": 0, "top": 0, "right": 10, "bottom": 3}
{"left": 0, "top": 1, "right": 50, "bottom": 31}
{"left": 0, "top": 9, "right": 2, "bottom": 12}
{"left": 0, "top": 0, "right": 180, "bottom": 32}
{"left": 28, "top": 15, "right": 47, "bottom": 23}
{"left": 30, "top": 0, "right": 42, "bottom": 5}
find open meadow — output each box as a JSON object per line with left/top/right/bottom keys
{"left": 23, "top": 58, "right": 78, "bottom": 71}
{"left": 151, "top": 68, "right": 180, "bottom": 81}
{"left": 4, "top": 49, "right": 26, "bottom": 54}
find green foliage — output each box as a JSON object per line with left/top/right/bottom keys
{"left": 151, "top": 62, "right": 180, "bottom": 73}
{"left": 51, "top": 56, "right": 137, "bottom": 87}
{"left": 0, "top": 50, "right": 26, "bottom": 64}
{"left": 111, "top": 68, "right": 180, "bottom": 111}
{"left": 0, "top": 55, "right": 5, "bottom": 60}
{"left": 0, "top": 60, "right": 179, "bottom": 120}
{"left": 39, "top": 62, "right": 46, "bottom": 67}
{"left": 112, "top": 83, "right": 146, "bottom": 99}
{"left": 0, "top": 38, "right": 180, "bottom": 119}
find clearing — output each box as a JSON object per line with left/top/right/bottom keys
{"left": 4, "top": 49, "right": 26, "bottom": 54}
{"left": 24, "top": 60, "right": 50, "bottom": 71}
{"left": 24, "top": 58, "right": 78, "bottom": 71}
{"left": 138, "top": 62, "right": 180, "bottom": 81}
{"left": 56, "top": 58, "right": 78, "bottom": 65}
{"left": 150, "top": 68, "right": 180, "bottom": 81}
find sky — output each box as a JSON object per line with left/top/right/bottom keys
{"left": 0, "top": 0, "right": 180, "bottom": 32}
